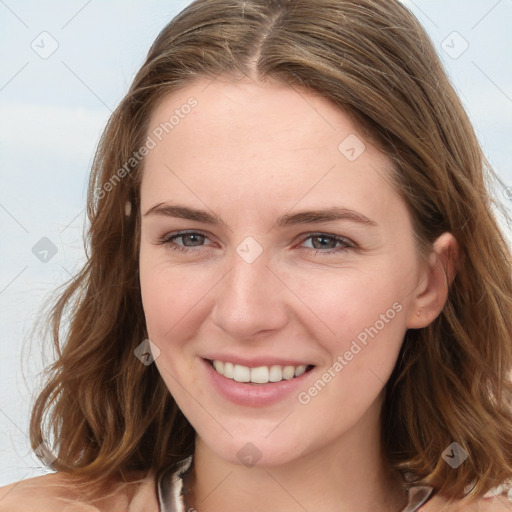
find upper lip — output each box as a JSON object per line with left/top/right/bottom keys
{"left": 203, "top": 354, "right": 314, "bottom": 368}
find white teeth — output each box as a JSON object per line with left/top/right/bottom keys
{"left": 233, "top": 364, "right": 250, "bottom": 382}
{"left": 211, "top": 360, "right": 311, "bottom": 384}
{"left": 269, "top": 365, "right": 283, "bottom": 382}
{"left": 250, "top": 366, "right": 270, "bottom": 384}
{"left": 223, "top": 362, "right": 234, "bottom": 378}
{"left": 294, "top": 365, "right": 306, "bottom": 377}
{"left": 282, "top": 366, "right": 295, "bottom": 380}
{"left": 213, "top": 360, "right": 224, "bottom": 374}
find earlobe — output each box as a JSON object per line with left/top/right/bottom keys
{"left": 406, "top": 232, "right": 459, "bottom": 329}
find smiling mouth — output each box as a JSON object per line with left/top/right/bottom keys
{"left": 207, "top": 359, "right": 315, "bottom": 384}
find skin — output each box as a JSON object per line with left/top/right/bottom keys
{"left": 138, "top": 75, "right": 458, "bottom": 512}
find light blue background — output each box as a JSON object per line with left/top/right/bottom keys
{"left": 1, "top": 0, "right": 511, "bottom": 486}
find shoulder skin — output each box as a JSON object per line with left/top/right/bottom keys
{"left": 3, "top": 474, "right": 512, "bottom": 512}
{"left": 0, "top": 471, "right": 159, "bottom": 512}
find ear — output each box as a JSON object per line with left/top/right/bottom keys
{"left": 406, "top": 232, "right": 459, "bottom": 329}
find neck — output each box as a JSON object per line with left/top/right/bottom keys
{"left": 183, "top": 397, "right": 408, "bottom": 512}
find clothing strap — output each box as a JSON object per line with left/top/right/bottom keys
{"left": 402, "top": 485, "right": 434, "bottom": 511}
{"left": 157, "top": 456, "right": 193, "bottom": 512}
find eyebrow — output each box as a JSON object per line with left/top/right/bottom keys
{"left": 144, "top": 203, "right": 377, "bottom": 228}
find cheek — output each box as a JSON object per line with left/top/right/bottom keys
{"left": 138, "top": 261, "right": 207, "bottom": 387}
{"left": 285, "top": 262, "right": 413, "bottom": 408}
{"left": 293, "top": 271, "right": 408, "bottom": 428}
{"left": 139, "top": 253, "right": 212, "bottom": 338}
{"left": 285, "top": 262, "right": 410, "bottom": 344}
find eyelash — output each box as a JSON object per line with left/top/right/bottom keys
{"left": 156, "top": 231, "right": 355, "bottom": 256}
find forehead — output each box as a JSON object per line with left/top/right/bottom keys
{"left": 141, "top": 76, "right": 400, "bottom": 221}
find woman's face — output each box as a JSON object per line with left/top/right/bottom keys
{"left": 139, "top": 76, "right": 430, "bottom": 467}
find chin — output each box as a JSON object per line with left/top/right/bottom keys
{"left": 195, "top": 425, "right": 317, "bottom": 469}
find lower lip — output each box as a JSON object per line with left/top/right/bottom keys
{"left": 202, "top": 359, "right": 314, "bottom": 407}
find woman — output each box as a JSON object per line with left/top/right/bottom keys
{"left": 1, "top": 0, "right": 512, "bottom": 510}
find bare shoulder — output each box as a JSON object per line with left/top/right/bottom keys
{"left": 0, "top": 472, "right": 98, "bottom": 512}
{"left": 0, "top": 470, "right": 159, "bottom": 512}
{"left": 420, "top": 492, "right": 512, "bottom": 511}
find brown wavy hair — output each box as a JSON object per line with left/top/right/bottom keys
{"left": 30, "top": 0, "right": 512, "bottom": 503}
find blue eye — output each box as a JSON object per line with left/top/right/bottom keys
{"left": 158, "top": 231, "right": 210, "bottom": 253}
{"left": 301, "top": 233, "right": 353, "bottom": 254}
{"left": 157, "top": 231, "right": 354, "bottom": 255}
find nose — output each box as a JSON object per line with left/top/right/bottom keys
{"left": 210, "top": 249, "right": 290, "bottom": 340}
